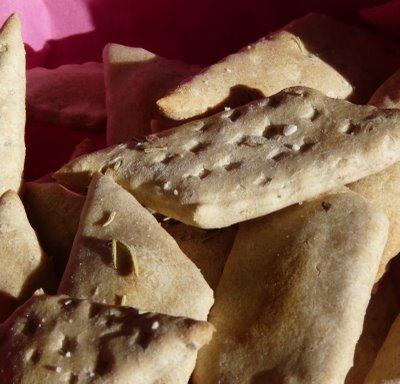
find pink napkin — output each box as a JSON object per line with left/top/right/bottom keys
{"left": 0, "top": 0, "right": 398, "bottom": 179}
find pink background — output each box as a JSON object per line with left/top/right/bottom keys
{"left": 0, "top": 0, "right": 399, "bottom": 180}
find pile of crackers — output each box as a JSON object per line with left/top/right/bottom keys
{"left": 2, "top": 11, "right": 400, "bottom": 384}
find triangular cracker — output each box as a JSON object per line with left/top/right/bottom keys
{"left": 23, "top": 181, "right": 85, "bottom": 277}
{"left": 104, "top": 44, "right": 200, "bottom": 144}
{"left": 0, "top": 294, "right": 214, "bottom": 384}
{"left": 27, "top": 62, "right": 106, "bottom": 131}
{"left": 0, "top": 190, "right": 55, "bottom": 321}
{"left": 55, "top": 87, "right": 400, "bottom": 228}
{"left": 364, "top": 314, "right": 400, "bottom": 383}
{"left": 0, "top": 14, "right": 26, "bottom": 194}
{"left": 194, "top": 192, "right": 388, "bottom": 383}
{"left": 157, "top": 13, "right": 400, "bottom": 120}
{"left": 58, "top": 173, "right": 213, "bottom": 320}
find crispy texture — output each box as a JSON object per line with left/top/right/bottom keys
{"left": 345, "top": 271, "right": 400, "bottom": 384}
{"left": 55, "top": 87, "right": 400, "bottom": 228}
{"left": 0, "top": 14, "right": 25, "bottom": 193}
{"left": 58, "top": 173, "right": 213, "bottom": 319}
{"left": 369, "top": 68, "right": 400, "bottom": 109}
{"left": 58, "top": 174, "right": 214, "bottom": 383}
{"left": 0, "top": 191, "right": 55, "bottom": 321}
{"left": 0, "top": 294, "right": 214, "bottom": 384}
{"left": 194, "top": 192, "right": 388, "bottom": 384}
{"left": 364, "top": 314, "right": 400, "bottom": 383}
{"left": 157, "top": 13, "right": 400, "bottom": 120}
{"left": 23, "top": 181, "right": 85, "bottom": 277}
{"left": 162, "top": 221, "right": 237, "bottom": 290}
{"left": 27, "top": 62, "right": 106, "bottom": 130}
{"left": 104, "top": 44, "right": 200, "bottom": 144}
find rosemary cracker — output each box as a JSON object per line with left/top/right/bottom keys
{"left": 55, "top": 87, "right": 400, "bottom": 228}
{"left": 0, "top": 294, "right": 214, "bottom": 384}
{"left": 157, "top": 13, "right": 400, "bottom": 120}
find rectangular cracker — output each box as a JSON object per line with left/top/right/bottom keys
{"left": 104, "top": 44, "right": 200, "bottom": 144}
{"left": 194, "top": 191, "right": 388, "bottom": 383}
{"left": 54, "top": 87, "right": 400, "bottom": 228}
{"left": 0, "top": 294, "right": 213, "bottom": 384}
{"left": 157, "top": 13, "right": 400, "bottom": 120}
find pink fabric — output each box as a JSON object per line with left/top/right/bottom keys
{"left": 0, "top": 0, "right": 397, "bottom": 179}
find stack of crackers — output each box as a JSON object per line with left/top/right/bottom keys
{"left": 2, "top": 11, "right": 400, "bottom": 383}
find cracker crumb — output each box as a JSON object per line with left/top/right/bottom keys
{"left": 65, "top": 351, "right": 72, "bottom": 358}
{"left": 224, "top": 107, "right": 231, "bottom": 111}
{"left": 55, "top": 366, "right": 61, "bottom": 373}
{"left": 151, "top": 321, "right": 160, "bottom": 330}
{"left": 163, "top": 181, "right": 172, "bottom": 191}
{"left": 173, "top": 189, "right": 179, "bottom": 196}
{"left": 283, "top": 124, "right": 298, "bottom": 136}
{"left": 225, "top": 68, "right": 232, "bottom": 73}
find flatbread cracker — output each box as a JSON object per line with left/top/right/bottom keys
{"left": 0, "top": 294, "right": 214, "bottom": 384}
{"left": 345, "top": 271, "right": 400, "bottom": 384}
{"left": 162, "top": 221, "right": 237, "bottom": 290}
{"left": 58, "top": 173, "right": 213, "bottom": 319}
{"left": 194, "top": 192, "right": 388, "bottom": 384}
{"left": 27, "top": 62, "right": 106, "bottom": 130}
{"left": 55, "top": 87, "right": 400, "bottom": 228}
{"left": 23, "top": 181, "right": 85, "bottom": 277}
{"left": 348, "top": 163, "right": 400, "bottom": 281}
{"left": 157, "top": 13, "right": 400, "bottom": 120}
{"left": 0, "top": 14, "right": 26, "bottom": 194}
{"left": 104, "top": 44, "right": 200, "bottom": 144}
{"left": 0, "top": 190, "right": 56, "bottom": 321}
{"left": 348, "top": 72, "right": 400, "bottom": 281}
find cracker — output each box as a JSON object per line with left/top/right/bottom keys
{"left": 104, "top": 44, "right": 200, "bottom": 144}
{"left": 58, "top": 173, "right": 213, "bottom": 319}
{"left": 345, "top": 271, "right": 400, "bottom": 384}
{"left": 54, "top": 87, "right": 400, "bottom": 228}
{"left": 0, "top": 14, "right": 26, "bottom": 194}
{"left": 0, "top": 190, "right": 56, "bottom": 321}
{"left": 348, "top": 71, "right": 400, "bottom": 281}
{"left": 364, "top": 314, "right": 400, "bottom": 383}
{"left": 194, "top": 192, "right": 388, "bottom": 383}
{"left": 23, "top": 181, "right": 85, "bottom": 277}
{"left": 157, "top": 13, "right": 400, "bottom": 120}
{"left": 27, "top": 62, "right": 106, "bottom": 131}
{"left": 58, "top": 174, "right": 214, "bottom": 383}
{"left": 162, "top": 221, "right": 237, "bottom": 289}
{"left": 0, "top": 294, "right": 214, "bottom": 384}
{"left": 348, "top": 163, "right": 400, "bottom": 281}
